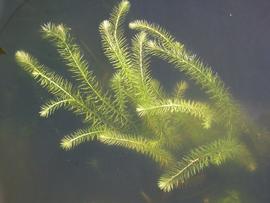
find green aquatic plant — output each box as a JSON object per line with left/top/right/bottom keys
{"left": 208, "top": 190, "right": 242, "bottom": 203}
{"left": 15, "top": 0, "right": 256, "bottom": 192}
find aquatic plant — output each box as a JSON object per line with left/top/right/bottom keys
{"left": 15, "top": 0, "right": 256, "bottom": 192}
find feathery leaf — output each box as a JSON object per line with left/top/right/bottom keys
{"left": 98, "top": 129, "right": 174, "bottom": 166}
{"left": 40, "top": 98, "right": 71, "bottom": 117}
{"left": 129, "top": 20, "right": 240, "bottom": 129}
{"left": 61, "top": 127, "right": 101, "bottom": 150}
{"left": 130, "top": 32, "right": 159, "bottom": 105}
{"left": 158, "top": 138, "right": 243, "bottom": 192}
{"left": 61, "top": 126, "right": 174, "bottom": 166}
{"left": 15, "top": 51, "right": 96, "bottom": 121}
{"left": 41, "top": 23, "right": 130, "bottom": 128}
{"left": 146, "top": 40, "right": 239, "bottom": 128}
{"left": 137, "top": 99, "right": 214, "bottom": 129}
{"left": 129, "top": 20, "right": 176, "bottom": 48}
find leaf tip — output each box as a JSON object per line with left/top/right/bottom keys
{"left": 39, "top": 110, "right": 47, "bottom": 117}
{"left": 101, "top": 20, "right": 111, "bottom": 31}
{"left": 60, "top": 137, "right": 72, "bottom": 150}
{"left": 15, "top": 50, "right": 27, "bottom": 61}
{"left": 128, "top": 22, "right": 136, "bottom": 29}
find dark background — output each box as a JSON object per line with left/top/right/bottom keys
{"left": 1, "top": 0, "right": 270, "bottom": 202}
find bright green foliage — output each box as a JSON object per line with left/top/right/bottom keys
{"left": 60, "top": 126, "right": 174, "bottom": 166}
{"left": 137, "top": 99, "right": 213, "bottom": 129}
{"left": 15, "top": 0, "right": 256, "bottom": 193}
{"left": 129, "top": 20, "right": 240, "bottom": 129}
{"left": 158, "top": 138, "right": 243, "bottom": 192}
{"left": 41, "top": 23, "right": 131, "bottom": 128}
{"left": 15, "top": 51, "right": 95, "bottom": 121}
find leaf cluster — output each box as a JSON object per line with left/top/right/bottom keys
{"left": 15, "top": 0, "right": 256, "bottom": 192}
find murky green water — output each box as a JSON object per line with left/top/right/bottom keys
{"left": 1, "top": 0, "right": 270, "bottom": 202}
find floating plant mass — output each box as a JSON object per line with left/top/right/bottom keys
{"left": 15, "top": 0, "right": 257, "bottom": 192}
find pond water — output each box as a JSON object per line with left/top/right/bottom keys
{"left": 1, "top": 0, "right": 270, "bottom": 202}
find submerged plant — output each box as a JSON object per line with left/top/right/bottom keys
{"left": 15, "top": 0, "right": 256, "bottom": 192}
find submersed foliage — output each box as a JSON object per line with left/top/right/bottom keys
{"left": 15, "top": 0, "right": 256, "bottom": 192}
